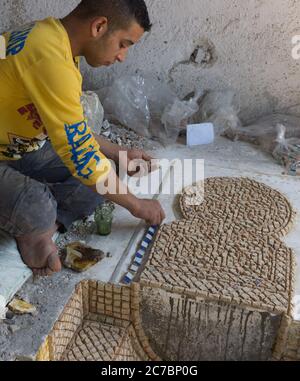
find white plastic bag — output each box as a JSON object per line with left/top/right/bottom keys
{"left": 81, "top": 91, "right": 104, "bottom": 136}
{"left": 161, "top": 90, "right": 203, "bottom": 145}
{"left": 225, "top": 113, "right": 300, "bottom": 153}
{"left": 198, "top": 90, "right": 241, "bottom": 136}
{"left": 103, "top": 75, "right": 151, "bottom": 138}
{"left": 101, "top": 74, "right": 202, "bottom": 145}
{"left": 273, "top": 124, "right": 300, "bottom": 176}
{"left": 143, "top": 75, "right": 177, "bottom": 140}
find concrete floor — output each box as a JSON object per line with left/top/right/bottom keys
{"left": 0, "top": 137, "right": 299, "bottom": 360}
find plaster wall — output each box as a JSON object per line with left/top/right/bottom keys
{"left": 1, "top": 0, "right": 300, "bottom": 123}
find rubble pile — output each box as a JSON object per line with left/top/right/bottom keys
{"left": 100, "top": 120, "right": 149, "bottom": 150}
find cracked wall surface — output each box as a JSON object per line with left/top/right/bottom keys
{"left": 1, "top": 0, "right": 300, "bottom": 122}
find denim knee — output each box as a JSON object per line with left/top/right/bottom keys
{"left": 9, "top": 183, "right": 57, "bottom": 237}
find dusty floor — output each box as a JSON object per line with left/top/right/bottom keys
{"left": 0, "top": 136, "right": 299, "bottom": 361}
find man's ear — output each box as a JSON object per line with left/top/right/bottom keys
{"left": 90, "top": 17, "right": 108, "bottom": 38}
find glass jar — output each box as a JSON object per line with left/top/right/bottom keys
{"left": 94, "top": 202, "right": 115, "bottom": 236}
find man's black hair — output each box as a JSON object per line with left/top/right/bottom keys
{"left": 74, "top": 0, "right": 152, "bottom": 32}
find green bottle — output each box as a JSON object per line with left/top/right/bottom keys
{"left": 94, "top": 202, "right": 115, "bottom": 236}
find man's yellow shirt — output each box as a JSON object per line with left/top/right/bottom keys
{"left": 0, "top": 17, "right": 111, "bottom": 186}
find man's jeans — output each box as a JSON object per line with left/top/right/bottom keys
{"left": 0, "top": 141, "right": 104, "bottom": 237}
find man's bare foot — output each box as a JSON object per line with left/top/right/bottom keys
{"left": 16, "top": 225, "right": 62, "bottom": 277}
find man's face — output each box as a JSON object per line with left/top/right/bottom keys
{"left": 84, "top": 21, "right": 145, "bottom": 68}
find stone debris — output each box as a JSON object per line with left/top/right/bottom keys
{"left": 8, "top": 298, "right": 37, "bottom": 316}
{"left": 5, "top": 311, "right": 14, "bottom": 320}
{"left": 81, "top": 91, "right": 157, "bottom": 151}
{"left": 8, "top": 325, "right": 20, "bottom": 334}
{"left": 102, "top": 120, "right": 111, "bottom": 131}
{"left": 100, "top": 120, "right": 151, "bottom": 150}
{"left": 56, "top": 219, "right": 96, "bottom": 251}
{"left": 62, "top": 242, "right": 105, "bottom": 273}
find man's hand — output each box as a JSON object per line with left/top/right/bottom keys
{"left": 93, "top": 167, "right": 165, "bottom": 226}
{"left": 130, "top": 199, "right": 166, "bottom": 226}
{"left": 121, "top": 148, "right": 159, "bottom": 177}
{"left": 93, "top": 135, "right": 159, "bottom": 178}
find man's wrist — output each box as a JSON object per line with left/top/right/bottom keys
{"left": 123, "top": 193, "right": 139, "bottom": 214}
{"left": 113, "top": 145, "right": 128, "bottom": 162}
{"left": 95, "top": 134, "right": 126, "bottom": 162}
{"left": 109, "top": 145, "right": 120, "bottom": 162}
